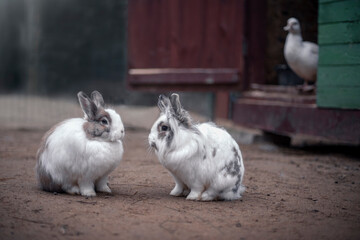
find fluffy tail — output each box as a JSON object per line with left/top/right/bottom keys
{"left": 220, "top": 185, "right": 246, "bottom": 201}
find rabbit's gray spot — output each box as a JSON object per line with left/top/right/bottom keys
{"left": 220, "top": 148, "right": 242, "bottom": 185}
{"left": 158, "top": 132, "right": 166, "bottom": 140}
{"left": 174, "top": 113, "right": 191, "bottom": 128}
{"left": 94, "top": 127, "right": 102, "bottom": 136}
{"left": 36, "top": 123, "right": 64, "bottom": 192}
{"left": 82, "top": 108, "right": 112, "bottom": 139}
{"left": 232, "top": 175, "right": 242, "bottom": 193}
{"left": 37, "top": 162, "right": 62, "bottom": 192}
{"left": 230, "top": 147, "right": 242, "bottom": 193}
{"left": 212, "top": 148, "right": 217, "bottom": 157}
{"left": 195, "top": 129, "right": 200, "bottom": 134}
{"left": 232, "top": 147, "right": 239, "bottom": 158}
{"left": 83, "top": 122, "right": 109, "bottom": 139}
{"left": 222, "top": 160, "right": 241, "bottom": 177}
{"left": 232, "top": 147, "right": 242, "bottom": 167}
{"left": 166, "top": 129, "right": 174, "bottom": 147}
{"left": 202, "top": 144, "right": 207, "bottom": 160}
{"left": 95, "top": 109, "right": 112, "bottom": 124}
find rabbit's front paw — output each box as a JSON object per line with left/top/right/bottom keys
{"left": 66, "top": 186, "right": 80, "bottom": 195}
{"left": 170, "top": 185, "right": 184, "bottom": 196}
{"left": 97, "top": 184, "right": 112, "bottom": 193}
{"left": 95, "top": 176, "right": 111, "bottom": 193}
{"left": 201, "top": 191, "right": 216, "bottom": 201}
{"left": 186, "top": 190, "right": 201, "bottom": 201}
{"left": 80, "top": 188, "right": 96, "bottom": 197}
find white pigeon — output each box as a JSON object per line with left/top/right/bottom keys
{"left": 284, "top": 17, "right": 318, "bottom": 91}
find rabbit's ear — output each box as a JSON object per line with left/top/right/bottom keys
{"left": 170, "top": 93, "right": 182, "bottom": 115}
{"left": 78, "top": 91, "right": 97, "bottom": 120}
{"left": 158, "top": 94, "right": 171, "bottom": 113}
{"left": 170, "top": 93, "right": 192, "bottom": 128}
{"left": 91, "top": 91, "right": 105, "bottom": 108}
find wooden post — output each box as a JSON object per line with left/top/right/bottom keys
{"left": 215, "top": 91, "right": 230, "bottom": 119}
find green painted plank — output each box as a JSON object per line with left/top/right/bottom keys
{"left": 317, "top": 86, "right": 360, "bottom": 109}
{"left": 319, "top": 0, "right": 341, "bottom": 3}
{"left": 319, "top": 43, "right": 360, "bottom": 65}
{"left": 319, "top": 0, "right": 340, "bottom": 3}
{"left": 318, "top": 65, "right": 360, "bottom": 87}
{"left": 319, "top": 0, "right": 360, "bottom": 24}
{"left": 319, "top": 21, "right": 360, "bottom": 44}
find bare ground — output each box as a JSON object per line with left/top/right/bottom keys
{"left": 0, "top": 129, "right": 359, "bottom": 240}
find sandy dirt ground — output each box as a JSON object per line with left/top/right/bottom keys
{"left": 0, "top": 128, "right": 359, "bottom": 240}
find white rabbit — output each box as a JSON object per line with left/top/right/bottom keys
{"left": 148, "top": 94, "right": 245, "bottom": 201}
{"left": 36, "top": 91, "right": 124, "bottom": 197}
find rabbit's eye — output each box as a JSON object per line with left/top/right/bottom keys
{"left": 101, "top": 118, "right": 108, "bottom": 125}
{"left": 161, "top": 125, "right": 169, "bottom": 131}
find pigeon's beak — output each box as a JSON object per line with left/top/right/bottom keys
{"left": 283, "top": 25, "right": 290, "bottom": 31}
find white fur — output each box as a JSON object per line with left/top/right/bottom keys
{"left": 37, "top": 109, "right": 124, "bottom": 196}
{"left": 149, "top": 113, "right": 245, "bottom": 201}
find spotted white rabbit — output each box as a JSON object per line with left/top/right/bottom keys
{"left": 36, "top": 91, "right": 124, "bottom": 196}
{"left": 149, "top": 94, "right": 245, "bottom": 201}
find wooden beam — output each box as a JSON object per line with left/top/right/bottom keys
{"left": 128, "top": 68, "right": 240, "bottom": 85}
{"left": 233, "top": 98, "right": 360, "bottom": 144}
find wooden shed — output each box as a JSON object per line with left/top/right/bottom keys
{"left": 127, "top": 0, "right": 360, "bottom": 145}
{"left": 317, "top": 0, "right": 360, "bottom": 109}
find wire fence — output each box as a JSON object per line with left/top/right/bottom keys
{"left": 0, "top": 94, "right": 80, "bottom": 129}
{"left": 0, "top": 94, "right": 162, "bottom": 131}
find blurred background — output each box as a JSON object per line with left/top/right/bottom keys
{"left": 0, "top": 0, "right": 359, "bottom": 144}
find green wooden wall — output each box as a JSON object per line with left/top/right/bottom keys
{"left": 317, "top": 0, "right": 360, "bottom": 109}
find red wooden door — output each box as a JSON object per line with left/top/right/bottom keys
{"left": 127, "top": 0, "right": 246, "bottom": 91}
